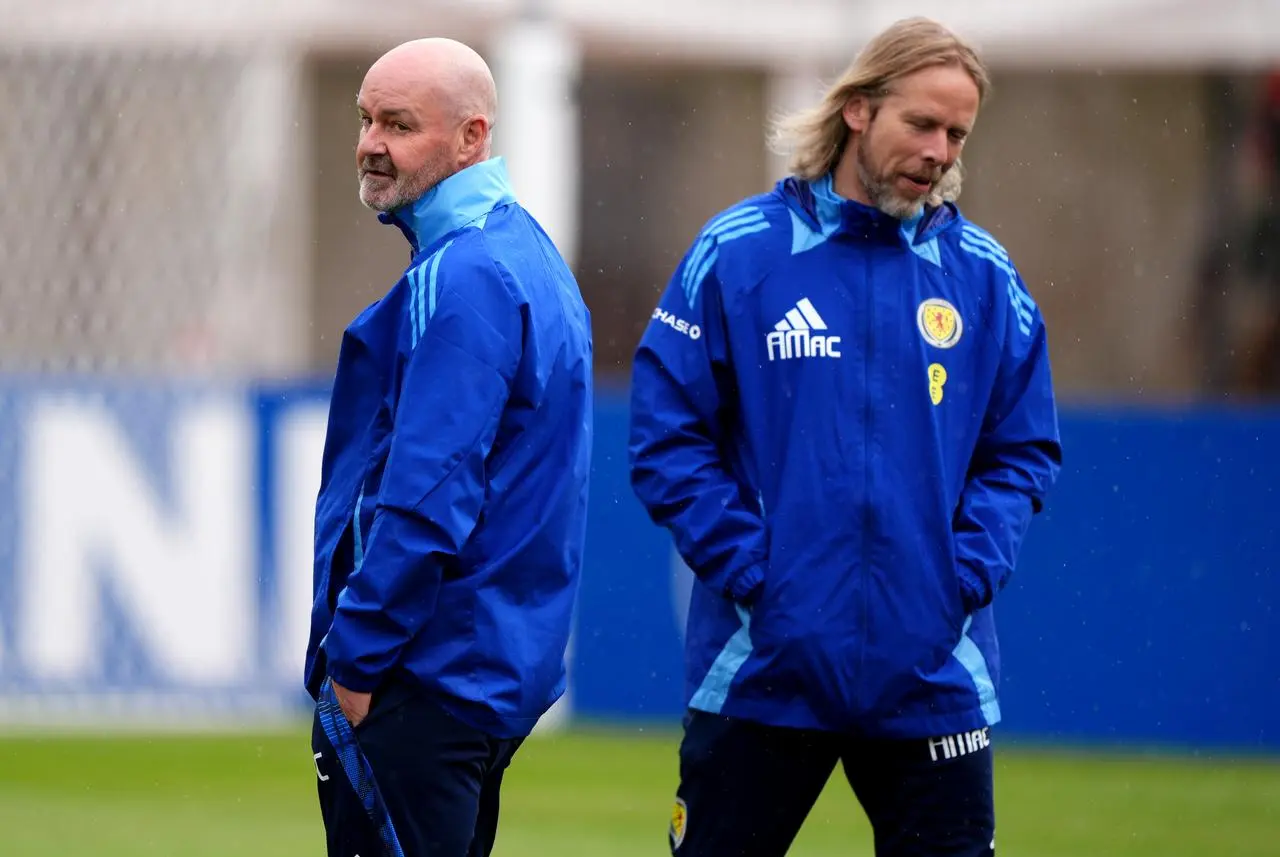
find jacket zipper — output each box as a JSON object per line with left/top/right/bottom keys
{"left": 351, "top": 483, "right": 367, "bottom": 574}
{"left": 318, "top": 476, "right": 368, "bottom": 654}
{"left": 859, "top": 247, "right": 874, "bottom": 706}
{"left": 327, "top": 479, "right": 366, "bottom": 616}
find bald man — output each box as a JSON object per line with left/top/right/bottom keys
{"left": 304, "top": 38, "right": 594, "bottom": 857}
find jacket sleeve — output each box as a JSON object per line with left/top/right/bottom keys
{"left": 323, "top": 251, "right": 522, "bottom": 692}
{"left": 954, "top": 270, "right": 1063, "bottom": 612}
{"left": 628, "top": 239, "right": 767, "bottom": 605}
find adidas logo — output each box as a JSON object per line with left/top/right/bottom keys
{"left": 766, "top": 298, "right": 842, "bottom": 361}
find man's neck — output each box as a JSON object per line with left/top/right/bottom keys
{"left": 379, "top": 156, "right": 515, "bottom": 254}
{"left": 829, "top": 147, "right": 872, "bottom": 206}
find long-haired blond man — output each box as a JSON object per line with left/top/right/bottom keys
{"left": 629, "top": 18, "right": 1063, "bottom": 857}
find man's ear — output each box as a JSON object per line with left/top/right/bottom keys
{"left": 457, "top": 115, "right": 490, "bottom": 166}
{"left": 842, "top": 95, "right": 872, "bottom": 134}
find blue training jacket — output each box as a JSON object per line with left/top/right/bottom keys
{"left": 629, "top": 174, "right": 1062, "bottom": 739}
{"left": 304, "top": 157, "right": 593, "bottom": 739}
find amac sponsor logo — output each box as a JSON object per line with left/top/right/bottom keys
{"left": 766, "top": 298, "right": 841, "bottom": 361}
{"left": 927, "top": 727, "right": 991, "bottom": 762}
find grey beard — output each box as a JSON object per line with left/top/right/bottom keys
{"left": 856, "top": 149, "right": 926, "bottom": 221}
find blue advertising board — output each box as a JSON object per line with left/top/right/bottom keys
{"left": 0, "top": 377, "right": 1274, "bottom": 751}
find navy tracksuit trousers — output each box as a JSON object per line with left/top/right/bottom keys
{"left": 311, "top": 676, "right": 522, "bottom": 857}
{"left": 669, "top": 709, "right": 996, "bottom": 857}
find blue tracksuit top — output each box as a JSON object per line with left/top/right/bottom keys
{"left": 304, "top": 157, "right": 593, "bottom": 739}
{"left": 629, "top": 173, "right": 1062, "bottom": 738}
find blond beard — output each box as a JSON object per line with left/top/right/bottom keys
{"left": 854, "top": 140, "right": 965, "bottom": 219}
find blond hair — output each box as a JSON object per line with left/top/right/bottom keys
{"left": 769, "top": 17, "right": 990, "bottom": 206}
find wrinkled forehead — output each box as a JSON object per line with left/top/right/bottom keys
{"left": 358, "top": 52, "right": 440, "bottom": 105}
{"left": 883, "top": 66, "right": 980, "bottom": 124}
{"left": 356, "top": 92, "right": 420, "bottom": 123}
{"left": 360, "top": 66, "right": 466, "bottom": 127}
{"left": 358, "top": 68, "right": 418, "bottom": 110}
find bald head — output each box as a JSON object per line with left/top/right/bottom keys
{"left": 354, "top": 38, "right": 498, "bottom": 212}
{"left": 365, "top": 38, "right": 497, "bottom": 131}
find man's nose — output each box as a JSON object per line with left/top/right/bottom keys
{"left": 920, "top": 129, "right": 948, "bottom": 165}
{"left": 356, "top": 129, "right": 387, "bottom": 160}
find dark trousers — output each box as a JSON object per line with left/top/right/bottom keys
{"left": 670, "top": 710, "right": 996, "bottom": 857}
{"left": 311, "top": 677, "right": 523, "bottom": 857}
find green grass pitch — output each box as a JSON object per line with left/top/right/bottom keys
{"left": 0, "top": 725, "right": 1275, "bottom": 856}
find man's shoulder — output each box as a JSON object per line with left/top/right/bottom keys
{"left": 942, "top": 212, "right": 1042, "bottom": 334}
{"left": 691, "top": 193, "right": 791, "bottom": 248}
{"left": 432, "top": 210, "right": 579, "bottom": 308}
{"left": 403, "top": 227, "right": 519, "bottom": 317}
{"left": 944, "top": 213, "right": 1020, "bottom": 276}
{"left": 680, "top": 193, "right": 791, "bottom": 294}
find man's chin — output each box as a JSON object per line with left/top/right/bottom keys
{"left": 875, "top": 194, "right": 925, "bottom": 221}
{"left": 358, "top": 189, "right": 399, "bottom": 213}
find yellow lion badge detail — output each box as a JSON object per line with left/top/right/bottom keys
{"left": 670, "top": 798, "right": 688, "bottom": 849}
{"left": 917, "top": 298, "right": 963, "bottom": 349}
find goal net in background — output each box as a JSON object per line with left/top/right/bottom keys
{"left": 0, "top": 44, "right": 307, "bottom": 377}
{"left": 0, "top": 38, "right": 320, "bottom": 726}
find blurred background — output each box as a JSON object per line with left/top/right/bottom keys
{"left": 0, "top": 1, "right": 1277, "bottom": 855}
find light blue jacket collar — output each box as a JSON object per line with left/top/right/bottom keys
{"left": 380, "top": 157, "right": 517, "bottom": 255}
{"left": 812, "top": 173, "right": 846, "bottom": 231}
{"left": 813, "top": 171, "right": 931, "bottom": 241}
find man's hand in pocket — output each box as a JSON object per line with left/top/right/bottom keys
{"left": 331, "top": 680, "right": 371, "bottom": 728}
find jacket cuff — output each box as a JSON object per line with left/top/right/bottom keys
{"left": 957, "top": 563, "right": 992, "bottom": 613}
{"left": 325, "top": 659, "right": 381, "bottom": 694}
{"left": 727, "top": 562, "right": 766, "bottom": 605}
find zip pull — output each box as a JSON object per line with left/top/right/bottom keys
{"left": 352, "top": 485, "right": 366, "bottom": 573}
